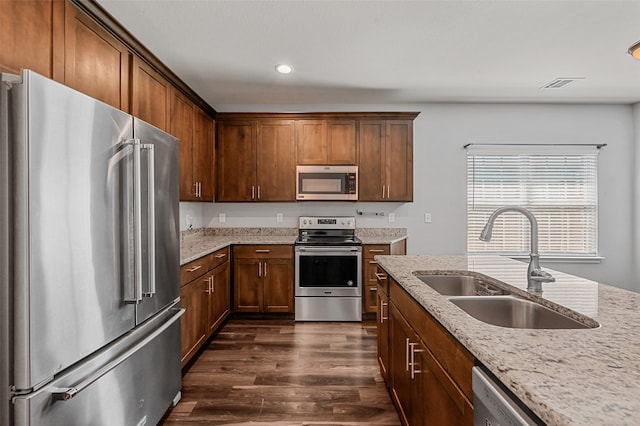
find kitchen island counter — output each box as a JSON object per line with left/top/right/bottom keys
{"left": 375, "top": 254, "right": 640, "bottom": 425}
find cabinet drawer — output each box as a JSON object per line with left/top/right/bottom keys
{"left": 364, "top": 245, "right": 390, "bottom": 258}
{"left": 180, "top": 254, "right": 213, "bottom": 287}
{"left": 234, "top": 245, "right": 293, "bottom": 259}
{"left": 375, "top": 265, "right": 389, "bottom": 294}
{"left": 210, "top": 247, "right": 230, "bottom": 269}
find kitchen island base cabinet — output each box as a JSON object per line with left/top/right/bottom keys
{"left": 233, "top": 245, "right": 294, "bottom": 313}
{"left": 384, "top": 276, "right": 474, "bottom": 425}
{"left": 180, "top": 247, "right": 230, "bottom": 366}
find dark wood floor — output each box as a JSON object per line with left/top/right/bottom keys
{"left": 161, "top": 319, "right": 401, "bottom": 425}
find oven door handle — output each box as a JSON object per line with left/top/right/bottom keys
{"left": 296, "top": 247, "right": 361, "bottom": 253}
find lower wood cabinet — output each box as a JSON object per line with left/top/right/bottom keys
{"left": 363, "top": 240, "right": 406, "bottom": 315}
{"left": 233, "top": 245, "right": 294, "bottom": 313}
{"left": 180, "top": 247, "right": 230, "bottom": 366}
{"left": 376, "top": 267, "right": 390, "bottom": 383}
{"left": 384, "top": 275, "right": 474, "bottom": 425}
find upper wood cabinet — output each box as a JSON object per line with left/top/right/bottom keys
{"left": 171, "top": 89, "right": 214, "bottom": 201}
{"left": 358, "top": 120, "right": 414, "bottom": 202}
{"left": 296, "top": 119, "right": 357, "bottom": 165}
{"left": 217, "top": 120, "right": 296, "bottom": 202}
{"left": 63, "top": 1, "right": 130, "bottom": 111}
{"left": 131, "top": 56, "right": 171, "bottom": 132}
{"left": 0, "top": 0, "right": 63, "bottom": 78}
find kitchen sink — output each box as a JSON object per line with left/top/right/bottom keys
{"left": 448, "top": 296, "right": 596, "bottom": 329}
{"left": 415, "top": 273, "right": 511, "bottom": 296}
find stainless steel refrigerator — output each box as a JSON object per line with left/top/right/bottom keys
{"left": 1, "top": 70, "right": 184, "bottom": 426}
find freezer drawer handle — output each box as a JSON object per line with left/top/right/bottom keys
{"left": 51, "top": 308, "right": 185, "bottom": 402}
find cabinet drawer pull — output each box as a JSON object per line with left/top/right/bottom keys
{"left": 255, "top": 249, "right": 270, "bottom": 253}
{"left": 369, "top": 249, "right": 385, "bottom": 253}
{"left": 375, "top": 272, "right": 387, "bottom": 281}
{"left": 370, "top": 287, "right": 377, "bottom": 292}
{"left": 186, "top": 265, "right": 202, "bottom": 273}
{"left": 215, "top": 253, "right": 227, "bottom": 259}
{"left": 380, "top": 300, "right": 388, "bottom": 323}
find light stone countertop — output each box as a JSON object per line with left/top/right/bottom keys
{"left": 375, "top": 254, "right": 640, "bottom": 426}
{"left": 179, "top": 227, "right": 407, "bottom": 265}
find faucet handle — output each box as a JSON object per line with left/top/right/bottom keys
{"left": 530, "top": 269, "right": 555, "bottom": 283}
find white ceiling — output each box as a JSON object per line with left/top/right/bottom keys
{"left": 96, "top": 0, "right": 640, "bottom": 110}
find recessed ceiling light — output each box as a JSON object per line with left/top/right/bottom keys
{"left": 628, "top": 40, "right": 640, "bottom": 59}
{"left": 275, "top": 64, "right": 294, "bottom": 74}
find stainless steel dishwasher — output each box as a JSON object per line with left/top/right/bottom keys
{"left": 472, "top": 367, "right": 540, "bottom": 426}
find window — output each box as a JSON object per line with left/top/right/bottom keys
{"left": 467, "top": 145, "right": 599, "bottom": 258}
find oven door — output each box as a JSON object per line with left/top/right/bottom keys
{"left": 295, "top": 246, "right": 362, "bottom": 297}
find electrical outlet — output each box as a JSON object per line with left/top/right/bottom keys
{"left": 276, "top": 213, "right": 284, "bottom": 223}
{"left": 219, "top": 213, "right": 226, "bottom": 223}
{"left": 186, "top": 214, "right": 193, "bottom": 229}
{"left": 388, "top": 213, "right": 395, "bottom": 223}
{"left": 425, "top": 213, "right": 432, "bottom": 223}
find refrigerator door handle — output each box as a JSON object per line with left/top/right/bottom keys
{"left": 142, "top": 142, "right": 156, "bottom": 297}
{"left": 51, "top": 308, "right": 185, "bottom": 402}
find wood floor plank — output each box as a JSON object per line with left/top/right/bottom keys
{"left": 161, "top": 319, "right": 400, "bottom": 425}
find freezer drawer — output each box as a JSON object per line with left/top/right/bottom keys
{"left": 12, "top": 307, "right": 183, "bottom": 426}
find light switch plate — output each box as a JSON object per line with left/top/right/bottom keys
{"left": 425, "top": 213, "right": 432, "bottom": 223}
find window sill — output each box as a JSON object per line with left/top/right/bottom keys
{"left": 470, "top": 252, "right": 604, "bottom": 264}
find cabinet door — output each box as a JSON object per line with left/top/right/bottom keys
{"left": 63, "top": 2, "right": 130, "bottom": 110}
{"left": 296, "top": 120, "right": 327, "bottom": 164}
{"left": 327, "top": 120, "right": 357, "bottom": 164}
{"left": 0, "top": 0, "right": 60, "bottom": 77}
{"left": 233, "top": 258, "right": 262, "bottom": 312}
{"left": 207, "top": 262, "right": 229, "bottom": 334}
{"left": 180, "top": 276, "right": 208, "bottom": 366}
{"left": 131, "top": 56, "right": 171, "bottom": 132}
{"left": 256, "top": 120, "right": 296, "bottom": 201}
{"left": 170, "top": 89, "right": 196, "bottom": 200}
{"left": 419, "top": 345, "right": 473, "bottom": 425}
{"left": 389, "top": 304, "right": 414, "bottom": 426}
{"left": 358, "top": 120, "right": 386, "bottom": 201}
{"left": 377, "top": 285, "right": 390, "bottom": 383}
{"left": 217, "top": 121, "right": 256, "bottom": 201}
{"left": 193, "top": 110, "right": 214, "bottom": 201}
{"left": 263, "top": 259, "right": 293, "bottom": 313}
{"left": 385, "top": 120, "right": 413, "bottom": 202}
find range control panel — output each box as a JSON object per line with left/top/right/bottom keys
{"left": 299, "top": 216, "right": 356, "bottom": 230}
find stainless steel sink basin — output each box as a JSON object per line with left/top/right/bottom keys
{"left": 415, "top": 274, "right": 510, "bottom": 296}
{"left": 448, "top": 296, "right": 596, "bottom": 329}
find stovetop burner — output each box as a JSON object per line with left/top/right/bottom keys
{"left": 295, "top": 216, "right": 361, "bottom": 246}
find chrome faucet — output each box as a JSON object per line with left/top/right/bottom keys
{"left": 479, "top": 206, "right": 555, "bottom": 293}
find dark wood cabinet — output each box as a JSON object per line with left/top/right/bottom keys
{"left": 382, "top": 275, "right": 475, "bottom": 425}
{"left": 171, "top": 88, "right": 214, "bottom": 201}
{"left": 296, "top": 119, "right": 357, "bottom": 165}
{"left": 363, "top": 241, "right": 406, "bottom": 315}
{"left": 180, "top": 247, "right": 230, "bottom": 366}
{"left": 358, "top": 120, "right": 413, "bottom": 202}
{"left": 376, "top": 267, "right": 390, "bottom": 384}
{"left": 233, "top": 245, "right": 294, "bottom": 313}
{"left": 217, "top": 120, "right": 296, "bottom": 201}
{"left": 131, "top": 56, "right": 171, "bottom": 132}
{"left": 63, "top": 1, "right": 130, "bottom": 111}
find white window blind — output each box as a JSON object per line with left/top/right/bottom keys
{"left": 467, "top": 145, "right": 599, "bottom": 257}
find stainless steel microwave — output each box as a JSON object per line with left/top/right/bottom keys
{"left": 296, "top": 165, "right": 358, "bottom": 200}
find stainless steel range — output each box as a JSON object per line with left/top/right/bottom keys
{"left": 295, "top": 216, "right": 362, "bottom": 321}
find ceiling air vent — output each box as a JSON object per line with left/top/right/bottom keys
{"left": 541, "top": 77, "right": 584, "bottom": 89}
